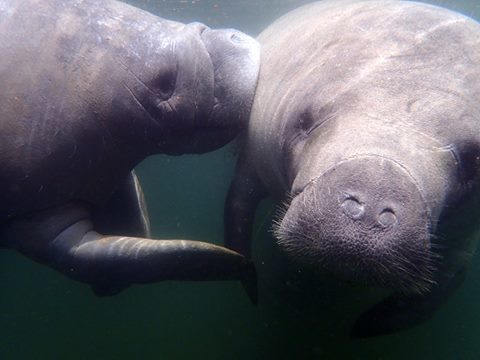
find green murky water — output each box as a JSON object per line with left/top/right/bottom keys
{"left": 2, "top": 1, "right": 480, "bottom": 359}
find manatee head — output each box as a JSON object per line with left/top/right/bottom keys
{"left": 272, "top": 98, "right": 480, "bottom": 295}
{"left": 140, "top": 22, "right": 260, "bottom": 155}
{"left": 274, "top": 125, "right": 480, "bottom": 294}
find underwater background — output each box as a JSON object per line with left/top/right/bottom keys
{"left": 1, "top": 0, "right": 480, "bottom": 359}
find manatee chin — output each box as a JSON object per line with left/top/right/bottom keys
{"left": 274, "top": 156, "right": 437, "bottom": 294}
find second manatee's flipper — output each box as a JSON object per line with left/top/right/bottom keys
{"left": 1, "top": 202, "right": 256, "bottom": 302}
{"left": 92, "top": 171, "right": 151, "bottom": 238}
{"left": 351, "top": 267, "right": 467, "bottom": 338}
{"left": 224, "top": 149, "right": 267, "bottom": 257}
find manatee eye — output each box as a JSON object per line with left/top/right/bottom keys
{"left": 151, "top": 65, "right": 177, "bottom": 100}
{"left": 297, "top": 109, "right": 315, "bottom": 133}
{"left": 230, "top": 32, "right": 245, "bottom": 44}
{"left": 294, "top": 104, "right": 336, "bottom": 137}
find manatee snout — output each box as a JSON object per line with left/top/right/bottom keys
{"left": 159, "top": 23, "right": 259, "bottom": 154}
{"left": 188, "top": 23, "right": 260, "bottom": 151}
{"left": 276, "top": 156, "right": 434, "bottom": 293}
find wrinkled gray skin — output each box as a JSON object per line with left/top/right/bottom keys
{"left": 225, "top": 0, "right": 480, "bottom": 335}
{"left": 0, "top": 0, "right": 260, "bottom": 300}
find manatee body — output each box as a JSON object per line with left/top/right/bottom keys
{"left": 225, "top": 0, "right": 480, "bottom": 335}
{"left": 0, "top": 0, "right": 260, "bottom": 299}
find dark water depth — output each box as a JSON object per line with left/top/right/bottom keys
{"left": 1, "top": 1, "right": 480, "bottom": 359}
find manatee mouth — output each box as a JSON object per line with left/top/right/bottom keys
{"left": 274, "top": 156, "right": 437, "bottom": 294}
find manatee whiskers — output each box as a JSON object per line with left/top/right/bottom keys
{"left": 274, "top": 192, "right": 438, "bottom": 294}
{"left": 271, "top": 195, "right": 294, "bottom": 235}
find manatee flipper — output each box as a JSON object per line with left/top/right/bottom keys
{"left": 92, "top": 171, "right": 151, "bottom": 238}
{"left": 225, "top": 149, "right": 267, "bottom": 257}
{"left": 1, "top": 203, "right": 256, "bottom": 302}
{"left": 351, "top": 267, "right": 467, "bottom": 338}
{"left": 90, "top": 170, "right": 150, "bottom": 296}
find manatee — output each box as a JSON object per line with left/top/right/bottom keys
{"left": 224, "top": 0, "right": 480, "bottom": 335}
{"left": 0, "top": 0, "right": 260, "bottom": 300}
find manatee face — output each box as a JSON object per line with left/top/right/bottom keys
{"left": 151, "top": 23, "right": 260, "bottom": 155}
{"left": 275, "top": 156, "right": 434, "bottom": 293}
{"left": 270, "top": 98, "right": 480, "bottom": 295}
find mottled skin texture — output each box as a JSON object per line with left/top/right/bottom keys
{"left": 0, "top": 0, "right": 260, "bottom": 300}
{"left": 224, "top": 0, "right": 480, "bottom": 336}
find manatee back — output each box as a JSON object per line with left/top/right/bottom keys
{"left": 0, "top": 0, "right": 185, "bottom": 220}
{"left": 248, "top": 0, "right": 480, "bottom": 194}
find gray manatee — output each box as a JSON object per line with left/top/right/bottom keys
{"left": 225, "top": 0, "right": 480, "bottom": 335}
{"left": 0, "top": 0, "right": 260, "bottom": 300}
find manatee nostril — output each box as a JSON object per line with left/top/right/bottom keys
{"left": 341, "top": 197, "right": 365, "bottom": 219}
{"left": 230, "top": 32, "right": 244, "bottom": 44}
{"left": 378, "top": 209, "right": 397, "bottom": 227}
